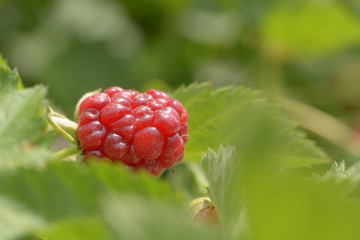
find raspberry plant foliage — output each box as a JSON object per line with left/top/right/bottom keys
{"left": 0, "top": 57, "right": 51, "bottom": 170}
{"left": 173, "top": 83, "right": 329, "bottom": 167}
{"left": 3, "top": 56, "right": 360, "bottom": 240}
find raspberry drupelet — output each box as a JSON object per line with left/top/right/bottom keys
{"left": 77, "top": 87, "right": 189, "bottom": 177}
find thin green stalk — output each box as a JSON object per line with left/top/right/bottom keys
{"left": 187, "top": 162, "right": 209, "bottom": 196}
{"left": 52, "top": 146, "right": 80, "bottom": 161}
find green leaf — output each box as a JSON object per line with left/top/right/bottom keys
{"left": 203, "top": 146, "right": 360, "bottom": 240}
{"left": 0, "top": 161, "right": 182, "bottom": 238}
{"left": 0, "top": 57, "right": 20, "bottom": 94}
{"left": 40, "top": 194, "right": 218, "bottom": 240}
{"left": 317, "top": 160, "right": 347, "bottom": 181}
{"left": 315, "top": 161, "right": 360, "bottom": 201}
{"left": 172, "top": 82, "right": 330, "bottom": 168}
{"left": 0, "top": 196, "right": 46, "bottom": 240}
{"left": 244, "top": 170, "right": 360, "bottom": 240}
{"left": 101, "top": 194, "right": 218, "bottom": 240}
{"left": 0, "top": 161, "right": 178, "bottom": 222}
{"left": 38, "top": 217, "right": 112, "bottom": 240}
{"left": 0, "top": 56, "right": 51, "bottom": 170}
{"left": 202, "top": 145, "right": 247, "bottom": 240}
{"left": 172, "top": 82, "right": 258, "bottom": 161}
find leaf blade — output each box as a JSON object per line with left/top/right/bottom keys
{"left": 0, "top": 57, "right": 51, "bottom": 170}
{"left": 173, "top": 82, "right": 330, "bottom": 168}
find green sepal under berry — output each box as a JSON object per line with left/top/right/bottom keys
{"left": 46, "top": 88, "right": 104, "bottom": 147}
{"left": 46, "top": 106, "right": 78, "bottom": 145}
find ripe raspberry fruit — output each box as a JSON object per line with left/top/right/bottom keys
{"left": 77, "top": 87, "right": 189, "bottom": 177}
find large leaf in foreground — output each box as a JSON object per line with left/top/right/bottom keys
{"left": 41, "top": 194, "right": 218, "bottom": 240}
{"left": 172, "top": 82, "right": 330, "bottom": 168}
{"left": 0, "top": 57, "right": 51, "bottom": 170}
{"left": 315, "top": 161, "right": 360, "bottom": 202}
{"left": 0, "top": 161, "right": 179, "bottom": 239}
{"left": 0, "top": 161, "right": 177, "bottom": 222}
{"left": 0, "top": 196, "right": 46, "bottom": 240}
{"left": 202, "top": 146, "right": 360, "bottom": 240}
{"left": 244, "top": 168, "right": 360, "bottom": 240}
{"left": 101, "top": 194, "right": 218, "bottom": 240}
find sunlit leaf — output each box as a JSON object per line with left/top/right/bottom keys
{"left": 245, "top": 171, "right": 360, "bottom": 240}
{"left": 0, "top": 196, "right": 46, "bottom": 240}
{"left": 102, "top": 194, "right": 218, "bottom": 240}
{"left": 172, "top": 82, "right": 330, "bottom": 168}
{"left": 39, "top": 217, "right": 112, "bottom": 240}
{"left": 0, "top": 56, "right": 51, "bottom": 170}
{"left": 0, "top": 161, "right": 181, "bottom": 238}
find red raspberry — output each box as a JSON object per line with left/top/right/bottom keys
{"left": 77, "top": 87, "right": 189, "bottom": 177}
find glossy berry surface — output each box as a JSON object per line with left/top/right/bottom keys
{"left": 77, "top": 87, "right": 189, "bottom": 177}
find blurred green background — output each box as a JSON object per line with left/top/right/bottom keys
{"left": 1, "top": 0, "right": 360, "bottom": 127}
{"left": 2, "top": 2, "right": 360, "bottom": 239}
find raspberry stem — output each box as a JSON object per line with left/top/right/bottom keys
{"left": 187, "top": 162, "right": 209, "bottom": 196}
{"left": 52, "top": 146, "right": 80, "bottom": 161}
